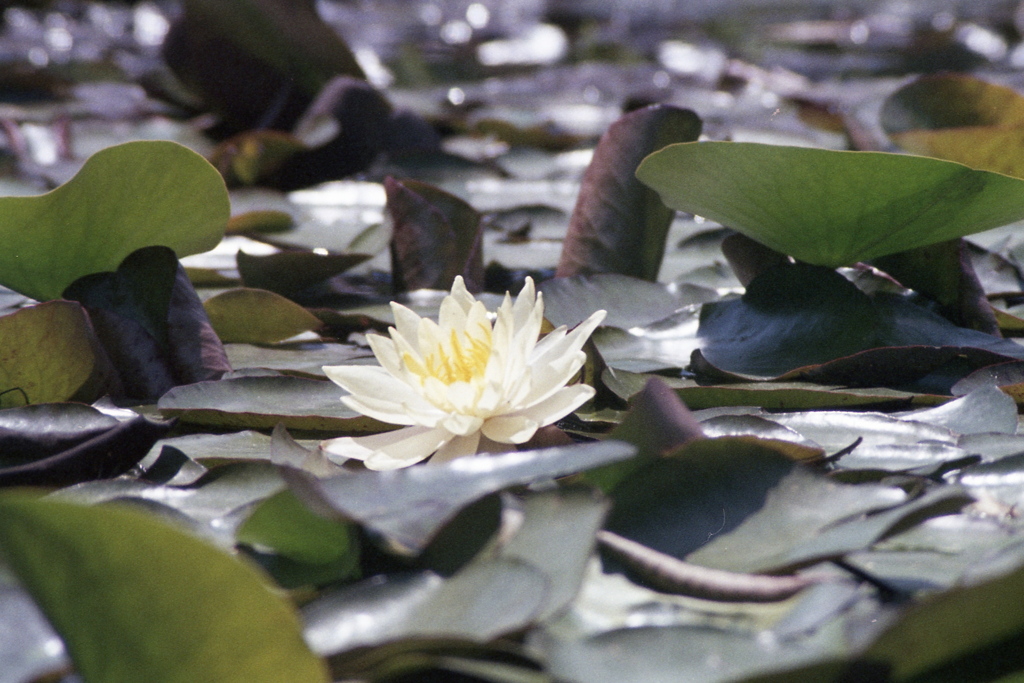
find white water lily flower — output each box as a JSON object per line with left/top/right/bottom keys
{"left": 321, "top": 276, "right": 605, "bottom": 470}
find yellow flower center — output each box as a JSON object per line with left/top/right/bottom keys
{"left": 404, "top": 321, "right": 493, "bottom": 385}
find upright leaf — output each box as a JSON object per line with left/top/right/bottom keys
{"left": 557, "top": 105, "right": 702, "bottom": 280}
{"left": 636, "top": 141, "right": 1024, "bottom": 268}
{"left": 386, "top": 177, "right": 485, "bottom": 293}
{"left": 0, "top": 141, "right": 228, "bottom": 302}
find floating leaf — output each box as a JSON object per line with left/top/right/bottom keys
{"left": 237, "top": 250, "right": 370, "bottom": 299}
{"left": 237, "top": 489, "right": 358, "bottom": 567}
{"left": 0, "top": 493, "right": 328, "bottom": 683}
{"left": 539, "top": 273, "right": 716, "bottom": 330}
{"left": 696, "top": 263, "right": 1024, "bottom": 380}
{"left": 636, "top": 141, "right": 1024, "bottom": 268}
{"left": 0, "top": 414, "right": 172, "bottom": 488}
{"left": 881, "top": 73, "right": 1024, "bottom": 178}
{"left": 303, "top": 561, "right": 547, "bottom": 657}
{"left": 284, "top": 441, "right": 635, "bottom": 553}
{"left": 0, "top": 403, "right": 118, "bottom": 464}
{"left": 224, "top": 342, "right": 372, "bottom": 379}
{"left": 205, "top": 288, "right": 323, "bottom": 343}
{"left": 0, "top": 301, "right": 108, "bottom": 408}
{"left": 864, "top": 556, "right": 1024, "bottom": 680}
{"left": 602, "top": 369, "right": 946, "bottom": 412}
{"left": 0, "top": 141, "right": 228, "bottom": 302}
{"left": 157, "top": 375, "right": 388, "bottom": 431}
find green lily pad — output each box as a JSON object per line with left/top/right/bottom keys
{"left": 237, "top": 489, "right": 358, "bottom": 567}
{"left": 0, "top": 492, "right": 328, "bottom": 683}
{"left": 881, "top": 73, "right": 1024, "bottom": 178}
{"left": 0, "top": 141, "right": 228, "bottom": 302}
{"left": 204, "top": 288, "right": 323, "bottom": 343}
{"left": 636, "top": 141, "right": 1024, "bottom": 268}
{"left": 0, "top": 301, "right": 106, "bottom": 408}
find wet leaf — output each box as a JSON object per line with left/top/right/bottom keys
{"left": 0, "top": 579, "right": 68, "bottom": 683}
{"left": 303, "top": 561, "right": 547, "bottom": 657}
{"left": 237, "top": 250, "right": 371, "bottom": 299}
{"left": 0, "top": 403, "right": 118, "bottom": 464}
{"left": 605, "top": 438, "right": 800, "bottom": 566}
{"left": 881, "top": 73, "right": 1024, "bottom": 178}
{"left": 0, "top": 413, "right": 172, "bottom": 488}
{"left": 542, "top": 625, "right": 831, "bottom": 683}
{"left": 636, "top": 141, "right": 1024, "bottom": 268}
{"left": 895, "top": 386, "right": 1017, "bottom": 435}
{"left": 689, "top": 477, "right": 970, "bottom": 574}
{"left": 0, "top": 301, "right": 108, "bottom": 408}
{"left": 284, "top": 441, "right": 635, "bottom": 554}
{"left": 557, "top": 105, "right": 702, "bottom": 280}
{"left": 0, "top": 492, "right": 329, "bottom": 683}
{"left": 499, "top": 487, "right": 609, "bottom": 621}
{"left": 158, "top": 375, "right": 389, "bottom": 431}
{"left": 205, "top": 288, "right": 323, "bottom": 344}
{"left": 224, "top": 342, "right": 372, "bottom": 379}
{"left": 602, "top": 369, "right": 946, "bottom": 412}
{"left": 539, "top": 273, "right": 717, "bottom": 330}
{"left": 584, "top": 377, "right": 706, "bottom": 493}
{"left": 0, "top": 141, "right": 228, "bottom": 302}
{"left": 873, "top": 238, "right": 998, "bottom": 335}
{"left": 696, "top": 263, "right": 1024, "bottom": 380}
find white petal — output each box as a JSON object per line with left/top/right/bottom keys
{"left": 441, "top": 412, "right": 484, "bottom": 436}
{"left": 321, "top": 426, "right": 451, "bottom": 470}
{"left": 431, "top": 431, "right": 481, "bottom": 463}
{"left": 449, "top": 275, "right": 477, "bottom": 312}
{"left": 366, "top": 333, "right": 405, "bottom": 378}
{"left": 481, "top": 414, "right": 539, "bottom": 444}
{"left": 390, "top": 302, "right": 425, "bottom": 351}
{"left": 324, "top": 364, "right": 444, "bottom": 425}
{"left": 512, "top": 277, "right": 537, "bottom": 330}
{"left": 323, "top": 364, "right": 409, "bottom": 397}
{"left": 438, "top": 289, "right": 469, "bottom": 329}
{"left": 486, "top": 383, "right": 595, "bottom": 443}
{"left": 524, "top": 310, "right": 606, "bottom": 403}
{"left": 341, "top": 394, "right": 443, "bottom": 427}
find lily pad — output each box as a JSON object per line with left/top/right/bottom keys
{"left": 636, "top": 141, "right": 1024, "bottom": 268}
{"left": 0, "top": 301, "right": 108, "bottom": 408}
{"left": 881, "top": 73, "right": 1024, "bottom": 178}
{"left": 539, "top": 273, "right": 717, "bottom": 330}
{"left": 0, "top": 141, "right": 228, "bottom": 302}
{"left": 0, "top": 492, "right": 328, "bottom": 683}
{"left": 284, "top": 440, "right": 635, "bottom": 553}
{"left": 204, "top": 288, "right": 323, "bottom": 343}
{"left": 157, "top": 374, "right": 389, "bottom": 431}
{"left": 696, "top": 263, "right": 1024, "bottom": 380}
